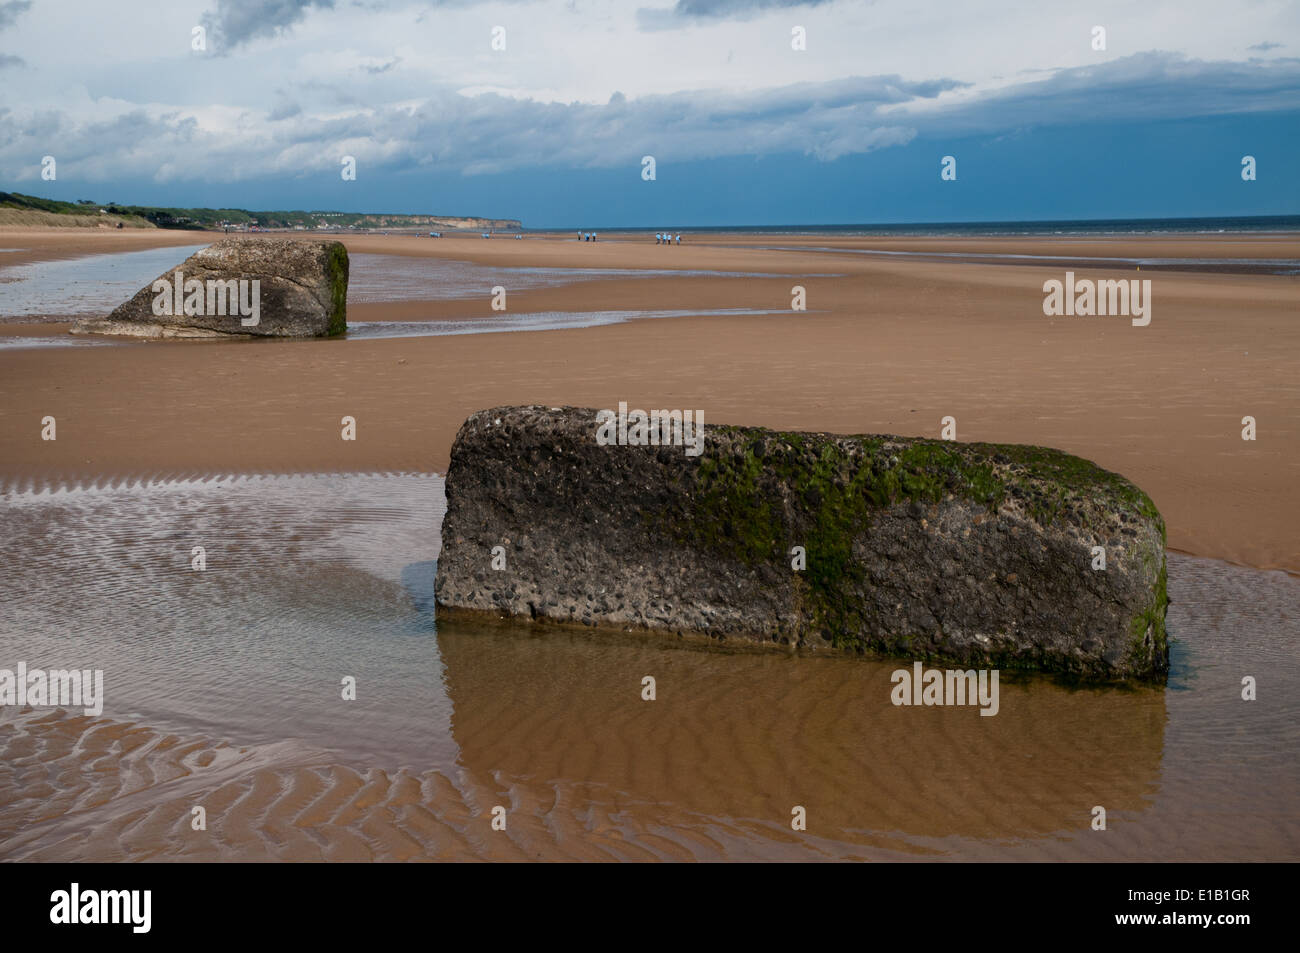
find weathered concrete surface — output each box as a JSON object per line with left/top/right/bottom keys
{"left": 74, "top": 238, "right": 348, "bottom": 338}
{"left": 435, "top": 405, "right": 1170, "bottom": 680}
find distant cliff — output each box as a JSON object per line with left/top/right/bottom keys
{"left": 424, "top": 216, "right": 523, "bottom": 231}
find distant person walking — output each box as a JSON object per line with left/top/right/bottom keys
{"left": 676, "top": 233, "right": 681, "bottom": 244}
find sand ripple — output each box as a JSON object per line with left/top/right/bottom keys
{"left": 1, "top": 474, "right": 1296, "bottom": 861}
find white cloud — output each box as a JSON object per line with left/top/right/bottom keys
{"left": 0, "top": 0, "right": 1296, "bottom": 186}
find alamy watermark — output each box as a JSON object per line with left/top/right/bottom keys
{"left": 1043, "top": 271, "right": 1151, "bottom": 326}
{"left": 0, "top": 662, "right": 104, "bottom": 716}
{"left": 595, "top": 402, "right": 705, "bottom": 457}
{"left": 151, "top": 270, "right": 261, "bottom": 326}
{"left": 50, "top": 884, "right": 150, "bottom": 933}
{"left": 891, "top": 661, "right": 999, "bottom": 716}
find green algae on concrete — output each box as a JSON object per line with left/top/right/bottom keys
{"left": 326, "top": 240, "right": 349, "bottom": 336}
{"left": 436, "top": 406, "right": 1172, "bottom": 682}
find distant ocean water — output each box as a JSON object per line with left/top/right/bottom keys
{"left": 536, "top": 215, "right": 1300, "bottom": 237}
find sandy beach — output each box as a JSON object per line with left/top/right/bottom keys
{"left": 2, "top": 227, "right": 1296, "bottom": 574}
{"left": 2, "top": 226, "right": 1298, "bottom": 864}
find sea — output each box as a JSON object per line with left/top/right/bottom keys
{"left": 533, "top": 214, "right": 1300, "bottom": 237}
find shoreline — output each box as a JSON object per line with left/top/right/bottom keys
{"left": 3, "top": 225, "right": 1298, "bottom": 269}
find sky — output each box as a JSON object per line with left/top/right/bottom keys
{"left": 1, "top": 0, "right": 1298, "bottom": 226}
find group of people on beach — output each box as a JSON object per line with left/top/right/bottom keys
{"left": 573, "top": 231, "right": 682, "bottom": 244}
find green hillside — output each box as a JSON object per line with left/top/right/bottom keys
{"left": 0, "top": 192, "right": 521, "bottom": 231}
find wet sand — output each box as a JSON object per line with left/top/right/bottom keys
{"left": 1, "top": 230, "right": 1297, "bottom": 863}
{"left": 1, "top": 230, "right": 1296, "bottom": 573}
{"left": 1, "top": 472, "right": 1295, "bottom": 862}
{"left": 0, "top": 227, "right": 212, "bottom": 269}
{"left": 1, "top": 568, "right": 1295, "bottom": 861}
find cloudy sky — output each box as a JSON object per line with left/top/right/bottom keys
{"left": 1, "top": 0, "right": 1297, "bottom": 225}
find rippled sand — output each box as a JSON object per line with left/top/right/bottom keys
{"left": 2, "top": 474, "right": 1295, "bottom": 861}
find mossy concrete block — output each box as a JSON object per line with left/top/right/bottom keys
{"left": 74, "top": 238, "right": 348, "bottom": 338}
{"left": 435, "top": 405, "right": 1170, "bottom": 680}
